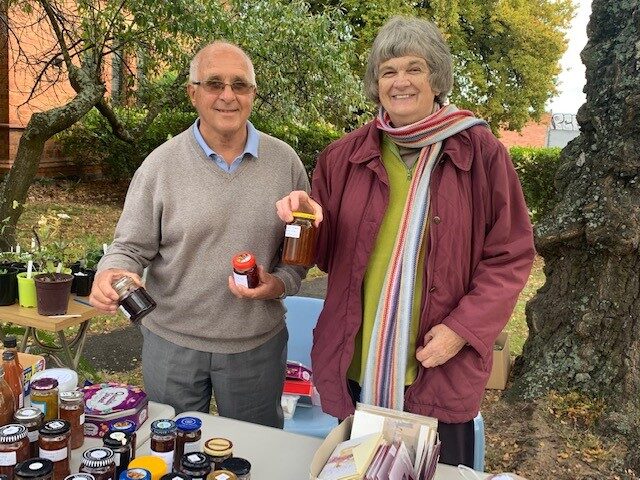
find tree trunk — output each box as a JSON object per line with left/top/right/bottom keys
{"left": 509, "top": 0, "right": 640, "bottom": 435}
{"left": 0, "top": 82, "right": 105, "bottom": 249}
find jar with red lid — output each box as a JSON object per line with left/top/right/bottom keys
{"left": 58, "top": 392, "right": 84, "bottom": 450}
{"left": 0, "top": 424, "right": 30, "bottom": 480}
{"left": 173, "top": 417, "right": 201, "bottom": 471}
{"left": 282, "top": 212, "right": 317, "bottom": 266}
{"left": 149, "top": 420, "right": 176, "bottom": 472}
{"left": 13, "top": 458, "right": 54, "bottom": 480}
{"left": 14, "top": 408, "right": 44, "bottom": 458}
{"left": 79, "top": 447, "right": 116, "bottom": 480}
{"left": 38, "top": 420, "right": 70, "bottom": 480}
{"left": 30, "top": 380, "right": 58, "bottom": 422}
{"left": 231, "top": 253, "right": 259, "bottom": 289}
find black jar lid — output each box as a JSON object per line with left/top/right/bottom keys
{"left": 39, "top": 419, "right": 71, "bottom": 436}
{"left": 180, "top": 452, "right": 209, "bottom": 470}
{"left": 14, "top": 459, "right": 54, "bottom": 478}
{"left": 221, "top": 457, "right": 251, "bottom": 475}
{"left": 2, "top": 351, "right": 15, "bottom": 361}
{"left": 150, "top": 419, "right": 176, "bottom": 435}
{"left": 160, "top": 474, "right": 190, "bottom": 480}
{"left": 104, "top": 431, "right": 131, "bottom": 447}
{"left": 0, "top": 424, "right": 27, "bottom": 443}
{"left": 82, "top": 447, "right": 115, "bottom": 467}
{"left": 2, "top": 335, "right": 17, "bottom": 348}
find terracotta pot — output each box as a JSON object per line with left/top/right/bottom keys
{"left": 34, "top": 273, "right": 73, "bottom": 316}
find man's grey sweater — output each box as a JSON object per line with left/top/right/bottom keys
{"left": 99, "top": 128, "right": 309, "bottom": 353}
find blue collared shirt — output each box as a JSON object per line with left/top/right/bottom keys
{"left": 192, "top": 119, "right": 260, "bottom": 173}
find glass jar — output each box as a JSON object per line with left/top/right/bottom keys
{"left": 206, "top": 471, "right": 237, "bottom": 480}
{"left": 0, "top": 367, "right": 16, "bottom": 426}
{"left": 58, "top": 392, "right": 84, "bottom": 450}
{"left": 111, "top": 277, "right": 157, "bottom": 322}
{"left": 14, "top": 408, "right": 44, "bottom": 458}
{"left": 109, "top": 421, "right": 137, "bottom": 460}
{"left": 103, "top": 432, "right": 132, "bottom": 479}
{"left": 118, "top": 469, "right": 150, "bottom": 480}
{"left": 282, "top": 212, "right": 317, "bottom": 266}
{"left": 79, "top": 447, "right": 116, "bottom": 480}
{"left": 0, "top": 424, "right": 30, "bottom": 480}
{"left": 13, "top": 459, "right": 54, "bottom": 480}
{"left": 64, "top": 474, "right": 95, "bottom": 480}
{"left": 149, "top": 421, "right": 176, "bottom": 472}
{"left": 173, "top": 417, "right": 202, "bottom": 471}
{"left": 38, "top": 420, "right": 71, "bottom": 480}
{"left": 30, "top": 380, "right": 59, "bottom": 422}
{"left": 203, "top": 438, "right": 232, "bottom": 471}
{"left": 2, "top": 352, "right": 23, "bottom": 410}
{"left": 178, "top": 453, "right": 210, "bottom": 480}
{"left": 231, "top": 253, "right": 259, "bottom": 288}
{"left": 159, "top": 474, "right": 188, "bottom": 480}
{"left": 219, "top": 458, "right": 250, "bottom": 480}
{"left": 127, "top": 456, "right": 167, "bottom": 480}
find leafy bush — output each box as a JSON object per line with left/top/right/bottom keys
{"left": 510, "top": 146, "right": 562, "bottom": 223}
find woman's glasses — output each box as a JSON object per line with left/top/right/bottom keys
{"left": 191, "top": 80, "right": 255, "bottom": 95}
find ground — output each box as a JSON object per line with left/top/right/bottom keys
{"left": 12, "top": 179, "right": 639, "bottom": 480}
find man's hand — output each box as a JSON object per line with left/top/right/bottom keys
{"left": 90, "top": 268, "right": 142, "bottom": 313}
{"left": 275, "top": 191, "right": 323, "bottom": 227}
{"left": 416, "top": 324, "right": 467, "bottom": 369}
{"left": 228, "top": 265, "right": 286, "bottom": 300}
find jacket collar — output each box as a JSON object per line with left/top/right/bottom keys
{"left": 349, "top": 120, "right": 475, "bottom": 172}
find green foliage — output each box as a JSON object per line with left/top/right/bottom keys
{"left": 510, "top": 146, "right": 562, "bottom": 223}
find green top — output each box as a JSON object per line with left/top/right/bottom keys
{"left": 347, "top": 135, "right": 427, "bottom": 386}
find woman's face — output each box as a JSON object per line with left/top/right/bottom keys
{"left": 377, "top": 55, "right": 437, "bottom": 127}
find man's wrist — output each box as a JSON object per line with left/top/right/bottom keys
{"left": 274, "top": 277, "right": 286, "bottom": 299}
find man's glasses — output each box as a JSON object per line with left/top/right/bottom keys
{"left": 191, "top": 80, "right": 255, "bottom": 95}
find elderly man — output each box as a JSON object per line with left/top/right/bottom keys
{"left": 90, "top": 42, "right": 308, "bottom": 428}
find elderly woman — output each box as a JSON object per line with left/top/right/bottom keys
{"left": 277, "top": 16, "right": 534, "bottom": 466}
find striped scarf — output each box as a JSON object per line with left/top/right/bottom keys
{"left": 361, "top": 104, "right": 488, "bottom": 410}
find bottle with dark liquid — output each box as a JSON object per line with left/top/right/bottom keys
{"left": 111, "top": 277, "right": 156, "bottom": 322}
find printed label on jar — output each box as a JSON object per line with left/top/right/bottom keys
{"left": 31, "top": 400, "right": 47, "bottom": 415}
{"left": 232, "top": 272, "right": 249, "bottom": 288}
{"left": 118, "top": 305, "right": 132, "bottom": 319}
{"left": 114, "top": 452, "right": 121, "bottom": 466}
{"left": 285, "top": 224, "right": 302, "bottom": 238}
{"left": 39, "top": 446, "right": 68, "bottom": 462}
{"left": 0, "top": 451, "right": 17, "bottom": 466}
{"left": 80, "top": 413, "right": 85, "bottom": 425}
{"left": 183, "top": 441, "right": 202, "bottom": 454}
{"left": 150, "top": 449, "right": 174, "bottom": 469}
{"left": 28, "top": 430, "right": 39, "bottom": 442}
{"left": 2, "top": 425, "right": 21, "bottom": 435}
{"left": 215, "top": 475, "right": 230, "bottom": 480}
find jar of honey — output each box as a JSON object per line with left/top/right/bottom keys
{"left": 58, "top": 392, "right": 84, "bottom": 450}
{"left": 0, "top": 424, "right": 30, "bottom": 480}
{"left": 282, "top": 212, "right": 317, "bottom": 266}
{"left": 231, "top": 253, "right": 259, "bottom": 289}
{"left": 30, "top": 380, "right": 59, "bottom": 422}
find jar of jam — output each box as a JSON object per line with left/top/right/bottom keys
{"left": 219, "top": 458, "right": 250, "bottom": 480}
{"left": 30, "top": 380, "right": 59, "bottom": 422}
{"left": 178, "top": 453, "right": 209, "bottom": 480}
{"left": 14, "top": 408, "right": 44, "bottom": 458}
{"left": 0, "top": 367, "right": 16, "bottom": 426}
{"left": 203, "top": 438, "right": 232, "bottom": 471}
{"left": 64, "top": 474, "right": 95, "bottom": 480}
{"left": 109, "top": 421, "right": 136, "bottom": 460}
{"left": 79, "top": 447, "right": 116, "bottom": 480}
{"left": 149, "top": 421, "right": 176, "bottom": 472}
{"left": 13, "top": 459, "right": 54, "bottom": 480}
{"left": 231, "top": 253, "right": 259, "bottom": 288}
{"left": 38, "top": 420, "right": 70, "bottom": 480}
{"left": 282, "top": 212, "right": 317, "bottom": 266}
{"left": 206, "top": 471, "right": 236, "bottom": 480}
{"left": 111, "top": 277, "right": 157, "bottom": 322}
{"left": 103, "top": 432, "right": 132, "bottom": 478}
{"left": 0, "top": 424, "right": 30, "bottom": 480}
{"left": 173, "top": 417, "right": 202, "bottom": 471}
{"left": 58, "top": 392, "right": 84, "bottom": 450}
{"left": 118, "top": 469, "right": 150, "bottom": 480}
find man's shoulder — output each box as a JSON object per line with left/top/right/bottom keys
{"left": 257, "top": 130, "right": 298, "bottom": 157}
{"left": 140, "top": 129, "right": 194, "bottom": 169}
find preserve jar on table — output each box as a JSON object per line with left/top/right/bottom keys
{"left": 178, "top": 453, "right": 210, "bottom": 480}
{"left": 173, "top": 417, "right": 202, "bottom": 471}
{"left": 103, "top": 431, "right": 132, "bottom": 478}
{"left": 149, "top": 421, "right": 176, "bottom": 472}
{"left": 108, "top": 421, "right": 136, "bottom": 460}
{"left": 30, "top": 380, "right": 59, "bottom": 422}
{"left": 220, "top": 458, "right": 251, "bottom": 480}
{"left": 14, "top": 408, "right": 44, "bottom": 458}
{"left": 58, "top": 392, "right": 84, "bottom": 450}
{"left": 0, "top": 424, "right": 30, "bottom": 480}
{"left": 13, "top": 459, "right": 54, "bottom": 480}
{"left": 38, "top": 420, "right": 71, "bottom": 480}
{"left": 79, "top": 447, "right": 116, "bottom": 480}
{"left": 203, "top": 438, "right": 233, "bottom": 471}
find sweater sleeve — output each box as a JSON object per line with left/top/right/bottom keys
{"left": 97, "top": 164, "right": 161, "bottom": 276}
{"left": 441, "top": 138, "right": 536, "bottom": 357}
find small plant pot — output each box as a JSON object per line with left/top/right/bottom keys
{"left": 70, "top": 261, "right": 83, "bottom": 293}
{"left": 74, "top": 269, "right": 95, "bottom": 297}
{"left": 0, "top": 267, "right": 19, "bottom": 306}
{"left": 34, "top": 273, "right": 74, "bottom": 316}
{"left": 17, "top": 272, "right": 39, "bottom": 308}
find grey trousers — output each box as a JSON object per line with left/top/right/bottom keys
{"left": 140, "top": 325, "right": 287, "bottom": 428}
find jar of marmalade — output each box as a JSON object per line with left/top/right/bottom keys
{"left": 79, "top": 447, "right": 116, "bottom": 480}
{"left": 58, "top": 392, "right": 84, "bottom": 450}
{"left": 103, "top": 432, "right": 131, "bottom": 479}
{"left": 30, "top": 380, "right": 59, "bottom": 422}
{"left": 13, "top": 459, "right": 54, "bottom": 480}
{"left": 38, "top": 420, "right": 70, "bottom": 480}
{"left": 282, "top": 212, "right": 317, "bottom": 266}
{"left": 109, "top": 421, "right": 136, "bottom": 460}
{"left": 13, "top": 408, "right": 44, "bottom": 458}
{"left": 203, "top": 438, "right": 232, "bottom": 471}
{"left": 173, "top": 417, "right": 201, "bottom": 471}
{"left": 231, "top": 253, "right": 259, "bottom": 289}
{"left": 149, "top": 421, "right": 176, "bottom": 472}
{"left": 111, "top": 277, "right": 157, "bottom": 322}
{"left": 0, "top": 424, "right": 30, "bottom": 480}
{"left": 178, "top": 453, "right": 210, "bottom": 480}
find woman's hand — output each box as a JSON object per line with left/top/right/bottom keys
{"left": 276, "top": 191, "right": 323, "bottom": 227}
{"left": 416, "top": 324, "right": 467, "bottom": 368}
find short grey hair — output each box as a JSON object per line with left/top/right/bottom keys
{"left": 364, "top": 16, "right": 453, "bottom": 105}
{"left": 189, "top": 41, "right": 256, "bottom": 86}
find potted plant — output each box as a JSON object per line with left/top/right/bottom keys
{"left": 71, "top": 243, "right": 103, "bottom": 297}
{"left": 0, "top": 250, "right": 32, "bottom": 306}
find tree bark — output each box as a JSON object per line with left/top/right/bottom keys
{"left": 509, "top": 0, "right": 640, "bottom": 435}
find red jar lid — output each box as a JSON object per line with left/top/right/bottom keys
{"left": 232, "top": 252, "right": 256, "bottom": 270}
{"left": 31, "top": 378, "right": 59, "bottom": 391}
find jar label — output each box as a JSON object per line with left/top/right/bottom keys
{"left": 187, "top": 454, "right": 201, "bottom": 462}
{"left": 39, "top": 446, "right": 68, "bottom": 462}
{"left": 285, "top": 224, "right": 302, "bottom": 238}
{"left": 31, "top": 400, "right": 47, "bottom": 415}
{"left": 184, "top": 441, "right": 202, "bottom": 454}
{"left": 18, "top": 392, "right": 24, "bottom": 409}
{"left": 150, "top": 449, "right": 174, "bottom": 469}
{"left": 28, "top": 430, "right": 39, "bottom": 442}
{"left": 233, "top": 272, "right": 249, "bottom": 288}
{"left": 215, "top": 475, "right": 230, "bottom": 480}
{"left": 119, "top": 305, "right": 132, "bottom": 319}
{"left": 80, "top": 413, "right": 85, "bottom": 425}
{"left": 0, "top": 451, "right": 17, "bottom": 466}
{"left": 114, "top": 452, "right": 121, "bottom": 466}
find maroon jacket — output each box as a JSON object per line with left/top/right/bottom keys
{"left": 310, "top": 121, "right": 535, "bottom": 423}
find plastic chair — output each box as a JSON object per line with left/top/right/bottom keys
{"left": 473, "top": 412, "right": 485, "bottom": 472}
{"left": 283, "top": 296, "right": 338, "bottom": 438}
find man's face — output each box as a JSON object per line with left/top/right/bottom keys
{"left": 377, "top": 55, "right": 436, "bottom": 127}
{"left": 187, "top": 46, "right": 256, "bottom": 139}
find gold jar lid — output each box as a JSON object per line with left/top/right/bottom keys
{"left": 203, "top": 437, "right": 233, "bottom": 457}
{"left": 207, "top": 470, "right": 237, "bottom": 480}
{"left": 292, "top": 211, "right": 315, "bottom": 220}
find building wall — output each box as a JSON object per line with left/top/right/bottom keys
{"left": 498, "top": 113, "right": 552, "bottom": 149}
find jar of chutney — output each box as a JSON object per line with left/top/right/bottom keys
{"left": 38, "top": 420, "right": 71, "bottom": 480}
{"left": 231, "top": 253, "right": 259, "bottom": 289}
{"left": 79, "top": 447, "right": 116, "bottom": 480}
{"left": 112, "top": 277, "right": 157, "bottom": 322}
{"left": 0, "top": 424, "right": 30, "bottom": 480}
{"left": 14, "top": 408, "right": 44, "bottom": 459}
{"left": 58, "top": 392, "right": 84, "bottom": 450}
